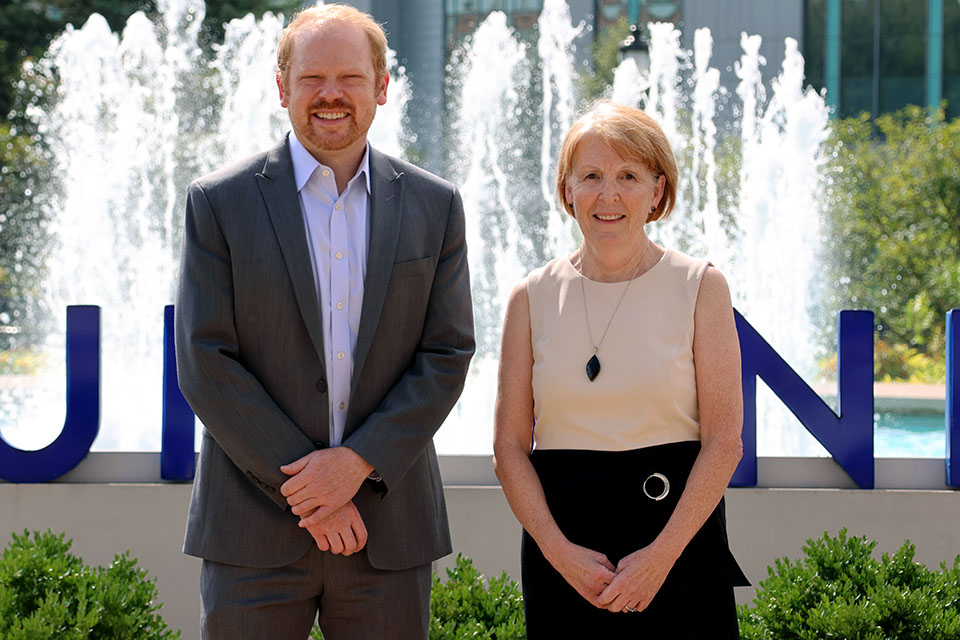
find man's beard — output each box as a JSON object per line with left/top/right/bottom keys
{"left": 299, "top": 98, "right": 362, "bottom": 151}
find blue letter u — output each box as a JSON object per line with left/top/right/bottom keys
{"left": 0, "top": 306, "right": 100, "bottom": 483}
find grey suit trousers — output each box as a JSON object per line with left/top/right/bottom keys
{"left": 201, "top": 548, "right": 431, "bottom": 640}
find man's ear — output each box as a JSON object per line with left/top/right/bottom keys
{"left": 376, "top": 73, "right": 389, "bottom": 106}
{"left": 277, "top": 71, "right": 288, "bottom": 108}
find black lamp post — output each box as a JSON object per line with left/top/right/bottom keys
{"left": 619, "top": 25, "right": 651, "bottom": 72}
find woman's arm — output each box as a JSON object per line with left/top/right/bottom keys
{"left": 597, "top": 265, "right": 743, "bottom": 613}
{"left": 493, "top": 280, "right": 616, "bottom": 607}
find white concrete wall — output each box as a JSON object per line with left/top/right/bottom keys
{"left": 2, "top": 455, "right": 959, "bottom": 638}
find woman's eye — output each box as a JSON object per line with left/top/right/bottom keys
{"left": 623, "top": 173, "right": 637, "bottom": 181}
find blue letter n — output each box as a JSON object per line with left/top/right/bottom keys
{"left": 731, "top": 310, "right": 875, "bottom": 489}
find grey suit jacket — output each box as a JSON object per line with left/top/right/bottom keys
{"left": 174, "top": 137, "right": 474, "bottom": 570}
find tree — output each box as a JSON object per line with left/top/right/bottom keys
{"left": 820, "top": 105, "right": 960, "bottom": 380}
{"left": 0, "top": 0, "right": 301, "bottom": 122}
{"left": 0, "top": 0, "right": 301, "bottom": 350}
{"left": 0, "top": 121, "right": 55, "bottom": 349}
{"left": 576, "top": 17, "right": 631, "bottom": 103}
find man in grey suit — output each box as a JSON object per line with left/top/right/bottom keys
{"left": 174, "top": 5, "right": 474, "bottom": 639}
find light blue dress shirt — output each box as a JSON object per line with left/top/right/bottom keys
{"left": 289, "top": 134, "right": 370, "bottom": 447}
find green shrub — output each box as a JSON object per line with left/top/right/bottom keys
{"left": 738, "top": 529, "right": 960, "bottom": 639}
{"left": 820, "top": 106, "right": 960, "bottom": 364}
{"left": 0, "top": 530, "right": 179, "bottom": 639}
{"left": 817, "top": 339, "right": 947, "bottom": 383}
{"left": 429, "top": 554, "right": 525, "bottom": 640}
{"left": 311, "top": 554, "right": 525, "bottom": 639}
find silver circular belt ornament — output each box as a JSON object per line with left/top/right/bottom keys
{"left": 642, "top": 472, "right": 670, "bottom": 501}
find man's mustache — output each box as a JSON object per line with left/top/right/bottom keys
{"left": 310, "top": 99, "right": 353, "bottom": 112}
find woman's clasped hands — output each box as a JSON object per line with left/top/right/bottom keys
{"left": 551, "top": 539, "right": 677, "bottom": 614}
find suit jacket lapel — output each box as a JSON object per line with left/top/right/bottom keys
{"left": 256, "top": 137, "right": 326, "bottom": 366}
{"left": 352, "top": 148, "right": 403, "bottom": 393}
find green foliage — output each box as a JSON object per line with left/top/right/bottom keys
{"left": 821, "top": 105, "right": 960, "bottom": 379}
{"left": 0, "top": 348, "right": 47, "bottom": 374}
{"left": 0, "top": 0, "right": 300, "bottom": 348}
{"left": 738, "top": 529, "right": 960, "bottom": 640}
{"left": 873, "top": 340, "right": 947, "bottom": 383}
{"left": 0, "top": 0, "right": 301, "bottom": 120}
{"left": 429, "top": 554, "right": 525, "bottom": 639}
{"left": 576, "top": 18, "right": 631, "bottom": 103}
{"left": 818, "top": 337, "right": 947, "bottom": 384}
{"left": 0, "top": 120, "right": 55, "bottom": 349}
{"left": 311, "top": 554, "right": 525, "bottom": 639}
{"left": 0, "top": 530, "right": 180, "bottom": 639}
{"left": 199, "top": 0, "right": 300, "bottom": 47}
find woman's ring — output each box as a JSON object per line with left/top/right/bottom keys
{"left": 625, "top": 606, "right": 637, "bottom": 613}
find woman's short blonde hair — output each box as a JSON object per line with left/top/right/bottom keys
{"left": 277, "top": 4, "right": 388, "bottom": 85}
{"left": 556, "top": 100, "right": 679, "bottom": 222}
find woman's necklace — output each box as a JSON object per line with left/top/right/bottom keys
{"left": 577, "top": 241, "right": 650, "bottom": 382}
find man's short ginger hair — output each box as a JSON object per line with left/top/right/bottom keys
{"left": 277, "top": 4, "right": 388, "bottom": 84}
{"left": 556, "top": 100, "right": 679, "bottom": 222}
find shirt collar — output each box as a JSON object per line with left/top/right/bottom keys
{"left": 288, "top": 132, "right": 371, "bottom": 195}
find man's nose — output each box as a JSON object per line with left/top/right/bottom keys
{"left": 316, "top": 78, "right": 344, "bottom": 99}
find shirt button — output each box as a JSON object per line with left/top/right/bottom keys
{"left": 339, "top": 402, "right": 345, "bottom": 410}
{"left": 334, "top": 203, "right": 341, "bottom": 211}
{"left": 336, "top": 251, "right": 343, "bottom": 260}
{"left": 336, "top": 301, "right": 344, "bottom": 310}
{"left": 322, "top": 169, "right": 330, "bottom": 177}
{"left": 337, "top": 351, "right": 344, "bottom": 360}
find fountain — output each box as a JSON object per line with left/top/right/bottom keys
{"left": 0, "top": 0, "right": 832, "bottom": 458}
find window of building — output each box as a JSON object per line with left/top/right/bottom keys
{"left": 839, "top": 0, "right": 877, "bottom": 118}
{"left": 805, "top": 0, "right": 953, "bottom": 119}
{"left": 944, "top": 0, "right": 960, "bottom": 119}
{"left": 878, "top": 0, "right": 926, "bottom": 114}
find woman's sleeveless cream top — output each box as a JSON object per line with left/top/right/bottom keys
{"left": 527, "top": 249, "right": 710, "bottom": 451}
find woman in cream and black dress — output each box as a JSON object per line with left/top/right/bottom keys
{"left": 493, "top": 101, "right": 749, "bottom": 638}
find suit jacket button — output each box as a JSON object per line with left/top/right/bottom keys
{"left": 315, "top": 379, "right": 327, "bottom": 393}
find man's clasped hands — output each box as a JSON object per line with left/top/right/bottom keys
{"left": 280, "top": 447, "right": 374, "bottom": 556}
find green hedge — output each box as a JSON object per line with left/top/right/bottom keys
{"left": 0, "top": 530, "right": 179, "bottom": 639}
{"left": 738, "top": 529, "right": 960, "bottom": 639}
{"left": 10, "top": 528, "right": 956, "bottom": 639}
{"left": 311, "top": 554, "right": 525, "bottom": 639}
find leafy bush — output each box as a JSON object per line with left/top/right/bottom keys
{"left": 311, "top": 554, "right": 525, "bottom": 639}
{"left": 429, "top": 554, "right": 525, "bottom": 639}
{"left": 873, "top": 340, "right": 947, "bottom": 383}
{"left": 738, "top": 529, "right": 960, "bottom": 639}
{"left": 817, "top": 338, "right": 947, "bottom": 383}
{"left": 0, "top": 349, "right": 47, "bottom": 375}
{"left": 820, "top": 106, "right": 960, "bottom": 367}
{"left": 0, "top": 530, "right": 179, "bottom": 639}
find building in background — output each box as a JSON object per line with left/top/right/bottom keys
{"left": 804, "top": 0, "right": 959, "bottom": 120}
{"left": 347, "top": 0, "right": 957, "bottom": 171}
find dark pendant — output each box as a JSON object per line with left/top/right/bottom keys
{"left": 586, "top": 354, "right": 601, "bottom": 381}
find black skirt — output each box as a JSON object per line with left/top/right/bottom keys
{"left": 521, "top": 441, "right": 749, "bottom": 639}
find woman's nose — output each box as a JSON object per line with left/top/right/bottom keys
{"left": 598, "top": 178, "right": 620, "bottom": 201}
